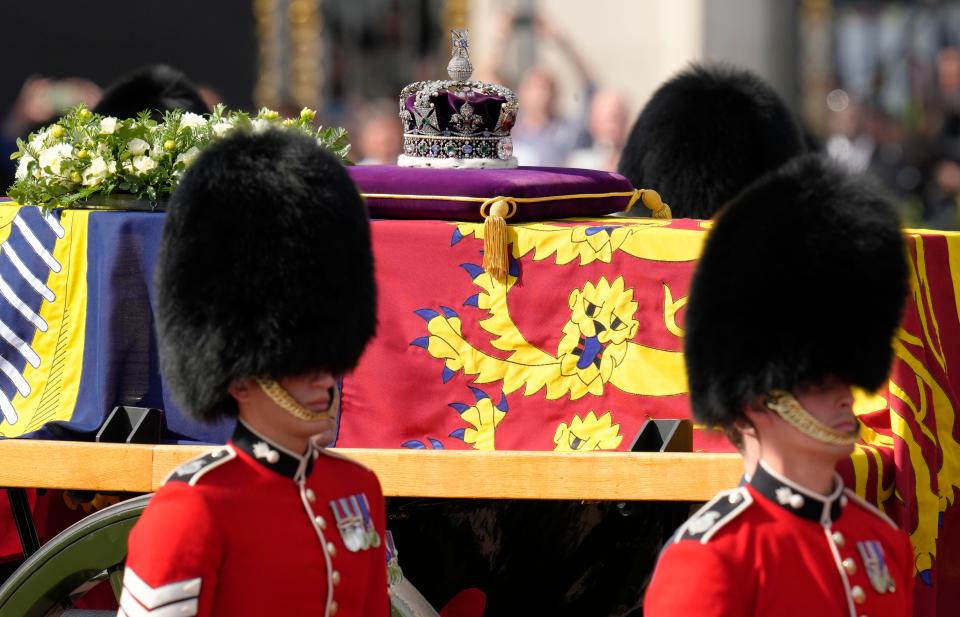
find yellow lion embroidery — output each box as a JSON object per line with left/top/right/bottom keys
{"left": 553, "top": 411, "right": 623, "bottom": 452}
{"left": 448, "top": 387, "right": 508, "bottom": 451}
{"left": 413, "top": 275, "right": 687, "bottom": 400}
{"left": 557, "top": 277, "right": 639, "bottom": 392}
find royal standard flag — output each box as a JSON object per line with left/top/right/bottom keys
{"left": 2, "top": 196, "right": 960, "bottom": 613}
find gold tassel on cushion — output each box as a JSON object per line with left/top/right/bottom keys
{"left": 626, "top": 189, "right": 672, "bottom": 219}
{"left": 640, "top": 189, "right": 672, "bottom": 219}
{"left": 482, "top": 197, "right": 513, "bottom": 281}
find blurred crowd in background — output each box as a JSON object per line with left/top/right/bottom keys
{"left": 821, "top": 2, "right": 960, "bottom": 229}
{"left": 4, "top": 1, "right": 960, "bottom": 230}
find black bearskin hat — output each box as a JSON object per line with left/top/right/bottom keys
{"left": 684, "top": 154, "right": 908, "bottom": 428}
{"left": 617, "top": 63, "right": 806, "bottom": 220}
{"left": 155, "top": 130, "right": 377, "bottom": 422}
{"left": 94, "top": 64, "right": 209, "bottom": 121}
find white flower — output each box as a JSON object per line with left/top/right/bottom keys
{"left": 100, "top": 117, "right": 118, "bottom": 135}
{"left": 180, "top": 113, "right": 206, "bottom": 130}
{"left": 28, "top": 128, "right": 51, "bottom": 152}
{"left": 126, "top": 138, "right": 150, "bottom": 156}
{"left": 132, "top": 155, "right": 157, "bottom": 175}
{"left": 175, "top": 147, "right": 200, "bottom": 167}
{"left": 81, "top": 156, "right": 110, "bottom": 186}
{"left": 211, "top": 121, "right": 234, "bottom": 138}
{"left": 15, "top": 155, "right": 35, "bottom": 181}
{"left": 37, "top": 143, "right": 73, "bottom": 176}
{"left": 124, "top": 155, "right": 157, "bottom": 176}
{"left": 251, "top": 118, "right": 271, "bottom": 133}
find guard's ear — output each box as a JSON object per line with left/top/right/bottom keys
{"left": 228, "top": 378, "right": 254, "bottom": 403}
{"left": 736, "top": 418, "right": 757, "bottom": 438}
{"left": 743, "top": 396, "right": 774, "bottom": 431}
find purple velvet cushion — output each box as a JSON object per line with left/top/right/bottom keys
{"left": 348, "top": 165, "right": 635, "bottom": 221}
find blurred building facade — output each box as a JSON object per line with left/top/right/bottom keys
{"left": 5, "top": 0, "right": 960, "bottom": 227}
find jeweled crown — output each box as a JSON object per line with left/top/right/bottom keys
{"left": 397, "top": 29, "right": 518, "bottom": 168}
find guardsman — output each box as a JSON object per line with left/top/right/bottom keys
{"left": 622, "top": 64, "right": 804, "bottom": 476}
{"left": 618, "top": 63, "right": 807, "bottom": 220}
{"left": 118, "top": 130, "right": 387, "bottom": 616}
{"left": 645, "top": 154, "right": 914, "bottom": 616}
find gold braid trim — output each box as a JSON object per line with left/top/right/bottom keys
{"left": 362, "top": 189, "right": 671, "bottom": 280}
{"left": 255, "top": 377, "right": 333, "bottom": 422}
{"left": 765, "top": 389, "right": 859, "bottom": 446}
{"left": 361, "top": 189, "right": 666, "bottom": 218}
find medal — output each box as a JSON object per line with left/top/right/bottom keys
{"left": 857, "top": 540, "right": 895, "bottom": 594}
{"left": 330, "top": 497, "right": 365, "bottom": 552}
{"left": 356, "top": 494, "right": 381, "bottom": 548}
{"left": 330, "top": 493, "right": 379, "bottom": 552}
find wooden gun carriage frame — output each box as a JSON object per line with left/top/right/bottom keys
{"left": 0, "top": 420, "right": 741, "bottom": 615}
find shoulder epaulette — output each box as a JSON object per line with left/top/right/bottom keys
{"left": 843, "top": 488, "right": 898, "bottom": 530}
{"left": 674, "top": 487, "right": 753, "bottom": 544}
{"left": 165, "top": 446, "right": 236, "bottom": 486}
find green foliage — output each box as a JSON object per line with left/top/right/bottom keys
{"left": 7, "top": 104, "right": 353, "bottom": 213}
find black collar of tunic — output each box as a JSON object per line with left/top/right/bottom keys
{"left": 232, "top": 420, "right": 315, "bottom": 481}
{"left": 750, "top": 461, "right": 846, "bottom": 525}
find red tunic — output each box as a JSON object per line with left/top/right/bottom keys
{"left": 645, "top": 462, "right": 914, "bottom": 617}
{"left": 119, "top": 420, "right": 389, "bottom": 617}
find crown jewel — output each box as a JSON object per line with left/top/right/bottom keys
{"left": 447, "top": 29, "right": 474, "bottom": 82}
{"left": 398, "top": 29, "right": 518, "bottom": 168}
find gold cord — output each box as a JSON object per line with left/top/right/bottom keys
{"left": 765, "top": 389, "right": 859, "bottom": 446}
{"left": 624, "top": 189, "right": 672, "bottom": 219}
{"left": 255, "top": 377, "right": 335, "bottom": 422}
{"left": 362, "top": 190, "right": 641, "bottom": 216}
{"left": 361, "top": 189, "right": 672, "bottom": 281}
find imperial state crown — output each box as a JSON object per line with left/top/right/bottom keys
{"left": 398, "top": 29, "right": 518, "bottom": 168}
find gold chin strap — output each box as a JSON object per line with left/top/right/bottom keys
{"left": 255, "top": 377, "right": 336, "bottom": 422}
{"left": 765, "top": 389, "right": 859, "bottom": 446}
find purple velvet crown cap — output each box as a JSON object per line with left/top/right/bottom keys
{"left": 397, "top": 29, "right": 518, "bottom": 169}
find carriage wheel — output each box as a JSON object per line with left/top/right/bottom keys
{"left": 0, "top": 494, "right": 148, "bottom": 616}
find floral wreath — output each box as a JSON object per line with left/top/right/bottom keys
{"left": 7, "top": 105, "right": 351, "bottom": 212}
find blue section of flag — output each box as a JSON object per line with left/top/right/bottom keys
{"left": 460, "top": 263, "right": 484, "bottom": 280}
{"left": 509, "top": 256, "right": 520, "bottom": 277}
{"left": 16, "top": 210, "right": 234, "bottom": 444}
{"left": 415, "top": 308, "right": 440, "bottom": 322}
{"left": 468, "top": 386, "right": 488, "bottom": 401}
